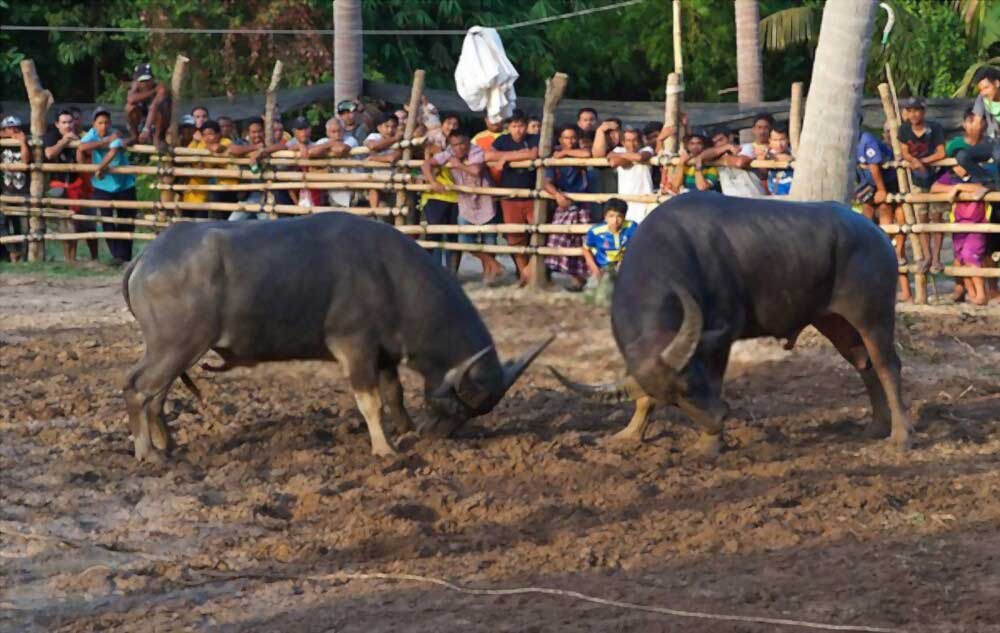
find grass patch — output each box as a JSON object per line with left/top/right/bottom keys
{"left": 0, "top": 259, "right": 119, "bottom": 277}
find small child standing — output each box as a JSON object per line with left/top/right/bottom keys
{"left": 765, "top": 127, "right": 794, "bottom": 196}
{"left": 930, "top": 170, "right": 991, "bottom": 305}
{"left": 582, "top": 198, "right": 638, "bottom": 280}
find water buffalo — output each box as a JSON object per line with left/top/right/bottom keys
{"left": 122, "top": 214, "right": 552, "bottom": 461}
{"left": 552, "top": 192, "right": 913, "bottom": 457}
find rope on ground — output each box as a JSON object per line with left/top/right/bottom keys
{"left": 193, "top": 568, "right": 904, "bottom": 633}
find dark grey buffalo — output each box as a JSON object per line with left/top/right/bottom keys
{"left": 553, "top": 192, "right": 913, "bottom": 457}
{"left": 122, "top": 214, "right": 552, "bottom": 461}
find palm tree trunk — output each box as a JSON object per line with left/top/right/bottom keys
{"left": 790, "top": 0, "right": 877, "bottom": 202}
{"left": 735, "top": 0, "right": 763, "bottom": 104}
{"left": 334, "top": 0, "right": 363, "bottom": 105}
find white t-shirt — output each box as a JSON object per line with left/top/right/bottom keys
{"left": 612, "top": 145, "right": 654, "bottom": 223}
{"left": 314, "top": 135, "right": 359, "bottom": 207}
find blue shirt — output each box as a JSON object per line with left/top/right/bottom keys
{"left": 585, "top": 220, "right": 637, "bottom": 269}
{"left": 80, "top": 128, "right": 135, "bottom": 192}
{"left": 545, "top": 165, "right": 589, "bottom": 194}
{"left": 767, "top": 168, "right": 793, "bottom": 195}
{"left": 856, "top": 132, "right": 896, "bottom": 189}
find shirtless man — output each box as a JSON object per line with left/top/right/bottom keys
{"left": 124, "top": 63, "right": 172, "bottom": 148}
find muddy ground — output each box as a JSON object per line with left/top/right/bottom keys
{"left": 1, "top": 272, "right": 999, "bottom": 633}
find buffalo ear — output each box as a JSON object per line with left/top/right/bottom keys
{"left": 698, "top": 327, "right": 729, "bottom": 353}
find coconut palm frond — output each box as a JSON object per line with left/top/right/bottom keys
{"left": 951, "top": 56, "right": 1000, "bottom": 97}
{"left": 758, "top": 6, "right": 820, "bottom": 52}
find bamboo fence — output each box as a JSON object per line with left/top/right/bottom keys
{"left": 2, "top": 65, "right": 999, "bottom": 297}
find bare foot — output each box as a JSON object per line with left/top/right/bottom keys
{"left": 897, "top": 294, "right": 913, "bottom": 303}
{"left": 952, "top": 285, "right": 966, "bottom": 303}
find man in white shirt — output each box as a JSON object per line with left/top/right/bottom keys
{"left": 608, "top": 128, "right": 654, "bottom": 223}
{"left": 308, "top": 117, "right": 358, "bottom": 208}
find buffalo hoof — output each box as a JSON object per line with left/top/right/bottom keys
{"left": 863, "top": 420, "right": 892, "bottom": 440}
{"left": 371, "top": 443, "right": 400, "bottom": 458}
{"left": 149, "top": 420, "right": 172, "bottom": 452}
{"left": 889, "top": 429, "right": 913, "bottom": 451}
{"left": 688, "top": 432, "right": 722, "bottom": 461}
{"left": 609, "top": 428, "right": 645, "bottom": 443}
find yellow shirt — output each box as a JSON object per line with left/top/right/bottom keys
{"left": 183, "top": 138, "right": 237, "bottom": 203}
{"left": 421, "top": 165, "right": 459, "bottom": 205}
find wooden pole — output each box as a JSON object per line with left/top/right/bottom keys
{"left": 878, "top": 82, "right": 927, "bottom": 304}
{"left": 263, "top": 61, "right": 284, "bottom": 220}
{"left": 396, "top": 69, "right": 425, "bottom": 227}
{"left": 789, "top": 81, "right": 804, "bottom": 155}
{"left": 159, "top": 55, "right": 189, "bottom": 222}
{"left": 530, "top": 72, "right": 569, "bottom": 288}
{"left": 664, "top": 73, "right": 682, "bottom": 155}
{"left": 19, "top": 59, "right": 53, "bottom": 262}
{"left": 672, "top": 0, "right": 683, "bottom": 76}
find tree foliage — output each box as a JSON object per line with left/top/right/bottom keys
{"left": 0, "top": 0, "right": 986, "bottom": 111}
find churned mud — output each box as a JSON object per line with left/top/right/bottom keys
{"left": 2, "top": 273, "right": 999, "bottom": 632}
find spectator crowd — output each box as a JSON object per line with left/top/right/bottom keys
{"left": 2, "top": 63, "right": 999, "bottom": 304}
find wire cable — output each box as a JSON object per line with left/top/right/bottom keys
{"left": 0, "top": 0, "right": 645, "bottom": 37}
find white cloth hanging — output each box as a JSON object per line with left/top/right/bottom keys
{"left": 454, "top": 26, "right": 519, "bottom": 124}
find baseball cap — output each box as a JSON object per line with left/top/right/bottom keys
{"left": 133, "top": 63, "right": 153, "bottom": 81}
{"left": 180, "top": 114, "right": 196, "bottom": 126}
{"left": 291, "top": 116, "right": 311, "bottom": 130}
{"left": 92, "top": 107, "right": 110, "bottom": 120}
{"left": 336, "top": 100, "right": 358, "bottom": 113}
{"left": 1, "top": 115, "right": 23, "bottom": 128}
{"left": 900, "top": 96, "right": 926, "bottom": 109}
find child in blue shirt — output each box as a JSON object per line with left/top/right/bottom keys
{"left": 583, "top": 198, "right": 638, "bottom": 279}
{"left": 765, "top": 127, "right": 794, "bottom": 195}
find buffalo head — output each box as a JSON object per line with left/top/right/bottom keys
{"left": 418, "top": 334, "right": 555, "bottom": 438}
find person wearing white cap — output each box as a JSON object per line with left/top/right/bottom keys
{"left": 125, "top": 62, "right": 172, "bottom": 147}
{"left": 0, "top": 115, "right": 28, "bottom": 262}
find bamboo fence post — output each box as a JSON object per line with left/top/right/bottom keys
{"left": 19, "top": 59, "right": 54, "bottom": 262}
{"left": 158, "top": 55, "right": 189, "bottom": 224}
{"left": 264, "top": 61, "right": 283, "bottom": 220}
{"left": 672, "top": 0, "right": 683, "bottom": 76}
{"left": 529, "top": 72, "right": 569, "bottom": 288}
{"left": 664, "top": 73, "right": 682, "bottom": 155}
{"left": 878, "top": 82, "right": 927, "bottom": 304}
{"left": 396, "top": 69, "right": 425, "bottom": 227}
{"left": 789, "top": 81, "right": 803, "bottom": 155}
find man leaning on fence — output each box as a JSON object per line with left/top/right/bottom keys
{"left": 899, "top": 96, "right": 947, "bottom": 273}
{"left": 77, "top": 108, "right": 135, "bottom": 265}
{"left": 45, "top": 108, "right": 97, "bottom": 263}
{"left": 955, "top": 66, "right": 1000, "bottom": 190}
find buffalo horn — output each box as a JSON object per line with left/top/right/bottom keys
{"left": 501, "top": 334, "right": 556, "bottom": 391}
{"left": 659, "top": 285, "right": 703, "bottom": 373}
{"left": 548, "top": 367, "right": 646, "bottom": 404}
{"left": 432, "top": 345, "right": 494, "bottom": 398}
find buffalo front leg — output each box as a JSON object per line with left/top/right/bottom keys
{"left": 379, "top": 367, "right": 414, "bottom": 434}
{"left": 611, "top": 396, "right": 655, "bottom": 442}
{"left": 354, "top": 388, "right": 400, "bottom": 458}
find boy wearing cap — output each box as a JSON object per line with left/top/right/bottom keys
{"left": 125, "top": 63, "right": 172, "bottom": 147}
{"left": 899, "top": 96, "right": 947, "bottom": 272}
{"left": 286, "top": 117, "right": 324, "bottom": 207}
{"left": 77, "top": 109, "right": 135, "bottom": 264}
{"left": 337, "top": 100, "right": 369, "bottom": 147}
{"left": 0, "top": 115, "right": 28, "bottom": 262}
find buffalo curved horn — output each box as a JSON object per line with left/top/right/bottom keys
{"left": 659, "top": 284, "right": 703, "bottom": 373}
{"left": 501, "top": 334, "right": 557, "bottom": 392}
{"left": 432, "top": 345, "right": 494, "bottom": 398}
{"left": 548, "top": 367, "right": 646, "bottom": 404}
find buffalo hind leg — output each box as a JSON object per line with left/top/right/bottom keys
{"left": 611, "top": 396, "right": 655, "bottom": 442}
{"left": 354, "top": 389, "right": 399, "bottom": 457}
{"left": 811, "top": 314, "right": 891, "bottom": 438}
{"left": 379, "top": 367, "right": 414, "bottom": 434}
{"left": 123, "top": 347, "right": 206, "bottom": 461}
{"left": 857, "top": 326, "right": 913, "bottom": 449}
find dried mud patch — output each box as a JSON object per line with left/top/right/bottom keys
{"left": 2, "top": 274, "right": 999, "bottom": 632}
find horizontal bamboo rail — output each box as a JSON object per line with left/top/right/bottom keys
{"left": 0, "top": 136, "right": 427, "bottom": 156}
{"left": 0, "top": 195, "right": 406, "bottom": 217}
